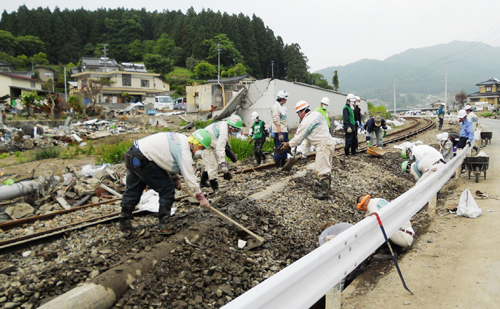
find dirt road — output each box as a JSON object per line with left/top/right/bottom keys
{"left": 342, "top": 118, "right": 500, "bottom": 308}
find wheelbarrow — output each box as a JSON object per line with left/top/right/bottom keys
{"left": 464, "top": 156, "right": 489, "bottom": 183}
{"left": 480, "top": 132, "right": 493, "bottom": 147}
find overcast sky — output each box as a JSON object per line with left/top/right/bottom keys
{"left": 3, "top": 0, "right": 500, "bottom": 72}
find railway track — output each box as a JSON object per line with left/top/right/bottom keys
{"left": 0, "top": 118, "right": 434, "bottom": 252}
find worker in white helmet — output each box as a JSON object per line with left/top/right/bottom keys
{"left": 464, "top": 104, "right": 479, "bottom": 130}
{"left": 315, "top": 97, "right": 331, "bottom": 134}
{"left": 401, "top": 144, "right": 443, "bottom": 161}
{"left": 271, "top": 90, "right": 290, "bottom": 168}
{"left": 282, "top": 100, "right": 337, "bottom": 196}
{"left": 437, "top": 132, "right": 454, "bottom": 162}
{"left": 457, "top": 109, "right": 474, "bottom": 150}
{"left": 248, "top": 111, "right": 269, "bottom": 166}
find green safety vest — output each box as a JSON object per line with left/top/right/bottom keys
{"left": 315, "top": 106, "right": 331, "bottom": 128}
{"left": 251, "top": 120, "right": 265, "bottom": 139}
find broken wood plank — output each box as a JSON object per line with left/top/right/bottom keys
{"left": 72, "top": 195, "right": 91, "bottom": 208}
{"left": 56, "top": 197, "right": 71, "bottom": 210}
{"left": 99, "top": 184, "right": 122, "bottom": 198}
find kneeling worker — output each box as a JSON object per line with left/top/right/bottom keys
{"left": 356, "top": 195, "right": 414, "bottom": 259}
{"left": 401, "top": 157, "right": 445, "bottom": 184}
{"left": 120, "top": 130, "right": 211, "bottom": 232}
{"left": 282, "top": 101, "right": 336, "bottom": 196}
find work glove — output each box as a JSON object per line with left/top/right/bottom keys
{"left": 278, "top": 132, "right": 284, "bottom": 142}
{"left": 248, "top": 138, "right": 253, "bottom": 144}
{"left": 467, "top": 141, "right": 471, "bottom": 147}
{"left": 281, "top": 142, "right": 290, "bottom": 149}
{"left": 360, "top": 123, "right": 363, "bottom": 130}
{"left": 196, "top": 192, "right": 210, "bottom": 209}
{"left": 221, "top": 162, "right": 229, "bottom": 173}
{"left": 367, "top": 141, "right": 371, "bottom": 147}
{"left": 347, "top": 127, "right": 353, "bottom": 133}
{"left": 384, "top": 130, "right": 387, "bottom": 137}
{"left": 173, "top": 176, "right": 182, "bottom": 190}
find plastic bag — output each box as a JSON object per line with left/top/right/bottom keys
{"left": 80, "top": 164, "right": 109, "bottom": 177}
{"left": 456, "top": 188, "right": 482, "bottom": 218}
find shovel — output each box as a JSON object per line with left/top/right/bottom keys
{"left": 181, "top": 188, "right": 265, "bottom": 249}
{"left": 282, "top": 147, "right": 299, "bottom": 171}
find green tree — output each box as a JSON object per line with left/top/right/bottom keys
{"left": 128, "top": 39, "right": 144, "bottom": 61}
{"left": 186, "top": 56, "right": 202, "bottom": 71}
{"left": 0, "top": 30, "right": 16, "bottom": 55}
{"left": 30, "top": 52, "right": 49, "bottom": 65}
{"left": 16, "top": 35, "right": 45, "bottom": 57}
{"left": 68, "top": 95, "right": 83, "bottom": 113}
{"left": 203, "top": 34, "right": 243, "bottom": 68}
{"left": 21, "top": 90, "right": 43, "bottom": 118}
{"left": 193, "top": 62, "right": 217, "bottom": 79}
{"left": 283, "top": 43, "right": 309, "bottom": 82}
{"left": 144, "top": 53, "right": 174, "bottom": 76}
{"left": 332, "top": 70, "right": 339, "bottom": 92}
{"left": 233, "top": 63, "right": 247, "bottom": 76}
{"left": 153, "top": 33, "right": 176, "bottom": 58}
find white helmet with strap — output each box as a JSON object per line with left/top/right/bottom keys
{"left": 321, "top": 97, "right": 330, "bottom": 106}
{"left": 277, "top": 90, "right": 289, "bottom": 100}
{"left": 295, "top": 100, "right": 310, "bottom": 113}
{"left": 251, "top": 111, "right": 259, "bottom": 120}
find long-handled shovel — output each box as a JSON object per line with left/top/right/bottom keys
{"left": 370, "top": 212, "right": 414, "bottom": 295}
{"left": 182, "top": 188, "right": 265, "bottom": 248}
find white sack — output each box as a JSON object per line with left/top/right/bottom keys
{"left": 457, "top": 188, "right": 482, "bottom": 218}
{"left": 137, "top": 189, "right": 177, "bottom": 215}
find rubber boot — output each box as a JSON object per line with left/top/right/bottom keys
{"left": 280, "top": 158, "right": 287, "bottom": 167}
{"left": 200, "top": 171, "right": 210, "bottom": 188}
{"left": 320, "top": 178, "right": 330, "bottom": 193}
{"left": 158, "top": 214, "right": 170, "bottom": 231}
{"left": 209, "top": 179, "right": 219, "bottom": 191}
{"left": 275, "top": 160, "right": 281, "bottom": 169}
{"left": 262, "top": 155, "right": 266, "bottom": 164}
{"left": 119, "top": 212, "right": 133, "bottom": 231}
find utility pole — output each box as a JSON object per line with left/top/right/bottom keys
{"left": 393, "top": 80, "right": 397, "bottom": 115}
{"left": 64, "top": 67, "right": 67, "bottom": 102}
{"left": 102, "top": 44, "right": 108, "bottom": 72}
{"left": 444, "top": 57, "right": 448, "bottom": 108}
{"left": 271, "top": 60, "right": 275, "bottom": 78}
{"left": 217, "top": 44, "right": 222, "bottom": 83}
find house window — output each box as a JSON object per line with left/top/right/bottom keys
{"left": 141, "top": 79, "right": 150, "bottom": 87}
{"left": 122, "top": 74, "right": 131, "bottom": 86}
{"left": 31, "top": 81, "right": 35, "bottom": 88}
{"left": 486, "top": 86, "right": 492, "bottom": 92}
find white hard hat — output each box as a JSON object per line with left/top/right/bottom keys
{"left": 320, "top": 97, "right": 330, "bottom": 106}
{"left": 347, "top": 93, "right": 356, "bottom": 102}
{"left": 457, "top": 109, "right": 467, "bottom": 118}
{"left": 441, "top": 132, "right": 449, "bottom": 141}
{"left": 355, "top": 96, "right": 361, "bottom": 102}
{"left": 441, "top": 103, "right": 446, "bottom": 106}
{"left": 251, "top": 111, "right": 259, "bottom": 120}
{"left": 295, "top": 100, "right": 310, "bottom": 112}
{"left": 436, "top": 133, "right": 443, "bottom": 141}
{"left": 277, "top": 90, "right": 289, "bottom": 100}
{"left": 465, "top": 104, "right": 472, "bottom": 111}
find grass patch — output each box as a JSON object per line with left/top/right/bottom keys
{"left": 195, "top": 119, "right": 214, "bottom": 129}
{"left": 479, "top": 112, "right": 494, "bottom": 117}
{"left": 62, "top": 143, "right": 96, "bottom": 160}
{"left": 0, "top": 153, "right": 9, "bottom": 159}
{"left": 228, "top": 137, "right": 274, "bottom": 160}
{"left": 167, "top": 66, "right": 192, "bottom": 79}
{"left": 35, "top": 147, "right": 61, "bottom": 160}
{"left": 95, "top": 140, "right": 132, "bottom": 164}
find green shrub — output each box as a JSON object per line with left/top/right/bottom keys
{"left": 95, "top": 140, "right": 132, "bottom": 164}
{"left": 480, "top": 112, "right": 493, "bottom": 117}
{"left": 35, "top": 147, "right": 61, "bottom": 160}
{"left": 228, "top": 137, "right": 275, "bottom": 161}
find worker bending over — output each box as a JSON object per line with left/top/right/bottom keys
{"left": 401, "top": 157, "right": 446, "bottom": 184}
{"left": 401, "top": 144, "right": 443, "bottom": 161}
{"left": 201, "top": 115, "right": 243, "bottom": 191}
{"left": 119, "top": 130, "right": 211, "bottom": 232}
{"left": 437, "top": 132, "right": 454, "bottom": 162}
{"left": 356, "top": 195, "right": 414, "bottom": 259}
{"left": 365, "top": 115, "right": 387, "bottom": 147}
{"left": 282, "top": 101, "right": 336, "bottom": 196}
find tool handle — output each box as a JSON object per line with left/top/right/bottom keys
{"left": 182, "top": 188, "right": 264, "bottom": 243}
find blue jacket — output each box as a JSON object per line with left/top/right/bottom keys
{"left": 460, "top": 118, "right": 474, "bottom": 142}
{"left": 365, "top": 117, "right": 387, "bottom": 133}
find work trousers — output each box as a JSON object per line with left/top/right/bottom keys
{"left": 121, "top": 145, "right": 175, "bottom": 222}
{"left": 390, "top": 230, "right": 414, "bottom": 249}
{"left": 370, "top": 127, "right": 384, "bottom": 147}
{"left": 315, "top": 139, "right": 335, "bottom": 178}
{"left": 253, "top": 137, "right": 266, "bottom": 164}
{"left": 201, "top": 147, "right": 220, "bottom": 180}
{"left": 438, "top": 117, "right": 444, "bottom": 130}
{"left": 273, "top": 132, "right": 289, "bottom": 162}
{"left": 344, "top": 127, "right": 356, "bottom": 155}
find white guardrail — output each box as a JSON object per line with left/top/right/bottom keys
{"left": 223, "top": 146, "right": 470, "bottom": 309}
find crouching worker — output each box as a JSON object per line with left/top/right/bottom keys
{"left": 200, "top": 114, "right": 243, "bottom": 191}
{"left": 119, "top": 130, "right": 211, "bottom": 232}
{"left": 401, "top": 157, "right": 445, "bottom": 184}
{"left": 248, "top": 111, "right": 269, "bottom": 166}
{"left": 282, "top": 101, "right": 336, "bottom": 198}
{"left": 356, "top": 195, "right": 414, "bottom": 259}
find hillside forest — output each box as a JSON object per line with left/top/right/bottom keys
{"left": 0, "top": 6, "right": 335, "bottom": 95}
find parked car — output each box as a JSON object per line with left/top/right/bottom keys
{"left": 173, "top": 97, "right": 187, "bottom": 110}
{"left": 118, "top": 102, "right": 144, "bottom": 115}
{"left": 154, "top": 96, "right": 173, "bottom": 110}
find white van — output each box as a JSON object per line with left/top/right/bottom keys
{"left": 154, "top": 96, "right": 173, "bottom": 110}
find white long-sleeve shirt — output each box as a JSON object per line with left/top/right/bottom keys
{"left": 271, "top": 101, "right": 288, "bottom": 133}
{"left": 205, "top": 121, "right": 230, "bottom": 164}
{"left": 467, "top": 111, "right": 479, "bottom": 129}
{"left": 366, "top": 198, "right": 414, "bottom": 234}
{"left": 289, "top": 111, "right": 333, "bottom": 148}
{"left": 409, "top": 157, "right": 444, "bottom": 181}
{"left": 411, "top": 145, "right": 443, "bottom": 161}
{"left": 136, "top": 132, "right": 201, "bottom": 194}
